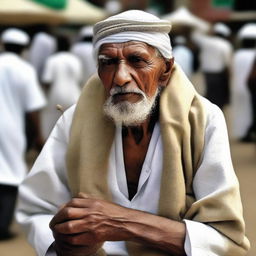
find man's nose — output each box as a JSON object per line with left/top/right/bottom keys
{"left": 113, "top": 62, "right": 132, "bottom": 87}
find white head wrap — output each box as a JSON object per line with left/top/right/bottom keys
{"left": 93, "top": 10, "right": 172, "bottom": 59}
{"left": 1, "top": 28, "right": 29, "bottom": 46}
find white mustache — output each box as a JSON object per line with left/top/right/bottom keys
{"left": 109, "top": 87, "right": 145, "bottom": 97}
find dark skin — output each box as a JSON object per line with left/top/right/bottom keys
{"left": 50, "top": 41, "right": 186, "bottom": 256}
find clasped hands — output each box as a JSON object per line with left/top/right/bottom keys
{"left": 49, "top": 192, "right": 134, "bottom": 256}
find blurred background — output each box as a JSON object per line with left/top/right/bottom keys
{"left": 0, "top": 0, "right": 255, "bottom": 255}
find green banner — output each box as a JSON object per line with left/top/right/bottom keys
{"left": 32, "top": 0, "right": 67, "bottom": 10}
{"left": 212, "top": 0, "right": 234, "bottom": 8}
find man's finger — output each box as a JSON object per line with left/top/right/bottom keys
{"left": 55, "top": 231, "right": 98, "bottom": 246}
{"left": 49, "top": 207, "right": 89, "bottom": 229}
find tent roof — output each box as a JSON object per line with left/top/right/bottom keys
{"left": 0, "top": 0, "right": 65, "bottom": 25}
{"left": 58, "top": 0, "right": 107, "bottom": 24}
{"left": 162, "top": 7, "right": 210, "bottom": 32}
{"left": 0, "top": 0, "right": 107, "bottom": 25}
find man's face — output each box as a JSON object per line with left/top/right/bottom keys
{"left": 98, "top": 41, "right": 167, "bottom": 102}
{"left": 98, "top": 41, "right": 169, "bottom": 125}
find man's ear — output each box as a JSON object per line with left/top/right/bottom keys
{"left": 159, "top": 57, "right": 174, "bottom": 87}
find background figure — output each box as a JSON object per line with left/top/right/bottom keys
{"left": 71, "top": 26, "right": 97, "bottom": 86}
{"left": 213, "top": 22, "right": 232, "bottom": 42}
{"left": 231, "top": 23, "right": 256, "bottom": 141}
{"left": 28, "top": 31, "right": 56, "bottom": 83}
{"left": 41, "top": 34, "right": 82, "bottom": 140}
{"left": 0, "top": 28, "right": 46, "bottom": 240}
{"left": 192, "top": 25, "right": 233, "bottom": 110}
{"left": 172, "top": 35, "right": 193, "bottom": 78}
{"left": 246, "top": 55, "right": 256, "bottom": 142}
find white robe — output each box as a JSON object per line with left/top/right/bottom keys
{"left": 172, "top": 45, "right": 193, "bottom": 78}
{"left": 28, "top": 32, "right": 56, "bottom": 80}
{"left": 41, "top": 52, "right": 82, "bottom": 139}
{"left": 17, "top": 97, "right": 241, "bottom": 256}
{"left": 0, "top": 53, "right": 46, "bottom": 186}
{"left": 231, "top": 48, "right": 256, "bottom": 139}
{"left": 192, "top": 31, "right": 232, "bottom": 73}
{"left": 71, "top": 42, "right": 97, "bottom": 85}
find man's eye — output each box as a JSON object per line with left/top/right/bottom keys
{"left": 129, "top": 56, "right": 144, "bottom": 63}
{"left": 99, "top": 58, "right": 117, "bottom": 66}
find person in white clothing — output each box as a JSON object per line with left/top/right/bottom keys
{"left": 17, "top": 10, "right": 249, "bottom": 256}
{"left": 231, "top": 23, "right": 256, "bottom": 142}
{"left": 213, "top": 22, "right": 232, "bottom": 41}
{"left": 28, "top": 31, "right": 56, "bottom": 83}
{"left": 172, "top": 36, "right": 193, "bottom": 78}
{"left": 41, "top": 34, "right": 82, "bottom": 140}
{"left": 247, "top": 55, "right": 256, "bottom": 143}
{"left": 0, "top": 28, "right": 46, "bottom": 240}
{"left": 192, "top": 26, "right": 233, "bottom": 110}
{"left": 71, "top": 26, "right": 97, "bottom": 86}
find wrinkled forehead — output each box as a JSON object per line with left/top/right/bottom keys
{"left": 98, "top": 41, "right": 156, "bottom": 55}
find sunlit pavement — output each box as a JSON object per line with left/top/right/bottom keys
{"left": 230, "top": 141, "right": 256, "bottom": 256}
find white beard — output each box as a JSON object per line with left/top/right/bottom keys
{"left": 103, "top": 86, "right": 159, "bottom": 126}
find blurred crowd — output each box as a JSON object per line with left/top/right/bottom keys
{"left": 0, "top": 1, "right": 255, "bottom": 241}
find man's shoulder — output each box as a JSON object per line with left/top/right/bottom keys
{"left": 55, "top": 104, "right": 77, "bottom": 133}
{"left": 64, "top": 104, "right": 77, "bottom": 121}
{"left": 199, "top": 95, "right": 224, "bottom": 123}
{"left": 0, "top": 53, "right": 35, "bottom": 73}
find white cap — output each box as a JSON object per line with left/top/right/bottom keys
{"left": 213, "top": 22, "right": 231, "bottom": 37}
{"left": 1, "top": 28, "right": 29, "bottom": 46}
{"left": 237, "top": 23, "right": 256, "bottom": 39}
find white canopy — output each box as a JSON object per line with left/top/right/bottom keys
{"left": 58, "top": 0, "right": 107, "bottom": 24}
{"left": 0, "top": 0, "right": 64, "bottom": 25}
{"left": 0, "top": 0, "right": 107, "bottom": 25}
{"left": 162, "top": 7, "right": 210, "bottom": 32}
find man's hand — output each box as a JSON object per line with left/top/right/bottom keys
{"left": 50, "top": 192, "right": 186, "bottom": 256}
{"left": 49, "top": 193, "right": 132, "bottom": 255}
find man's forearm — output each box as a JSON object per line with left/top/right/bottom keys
{"left": 124, "top": 209, "right": 186, "bottom": 256}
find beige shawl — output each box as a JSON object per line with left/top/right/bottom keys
{"left": 66, "top": 64, "right": 249, "bottom": 255}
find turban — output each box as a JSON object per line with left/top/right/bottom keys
{"left": 93, "top": 10, "right": 172, "bottom": 59}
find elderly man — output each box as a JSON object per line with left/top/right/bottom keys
{"left": 17, "top": 10, "right": 249, "bottom": 256}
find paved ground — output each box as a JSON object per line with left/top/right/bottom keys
{"left": 230, "top": 141, "right": 256, "bottom": 256}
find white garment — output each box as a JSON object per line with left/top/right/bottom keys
{"left": 17, "top": 97, "right": 239, "bottom": 256}
{"left": 71, "top": 42, "right": 97, "bottom": 85}
{"left": 28, "top": 32, "right": 56, "bottom": 80}
{"left": 0, "top": 53, "right": 46, "bottom": 186}
{"left": 173, "top": 45, "right": 193, "bottom": 78}
{"left": 230, "top": 49, "right": 256, "bottom": 139}
{"left": 192, "top": 31, "right": 232, "bottom": 72}
{"left": 41, "top": 52, "right": 82, "bottom": 139}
